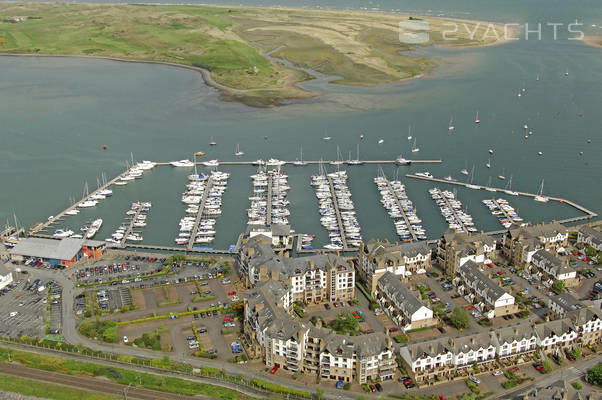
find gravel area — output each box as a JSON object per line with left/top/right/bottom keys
{"left": 0, "top": 391, "right": 50, "bottom": 400}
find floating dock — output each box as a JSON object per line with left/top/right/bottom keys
{"left": 326, "top": 174, "right": 349, "bottom": 250}
{"left": 187, "top": 177, "right": 214, "bottom": 251}
{"left": 120, "top": 205, "right": 145, "bottom": 247}
{"left": 407, "top": 174, "right": 599, "bottom": 224}
{"left": 155, "top": 159, "right": 442, "bottom": 167}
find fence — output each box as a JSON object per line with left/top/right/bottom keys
{"left": 0, "top": 336, "right": 311, "bottom": 400}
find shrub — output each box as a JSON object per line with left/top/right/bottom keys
{"left": 78, "top": 319, "right": 118, "bottom": 343}
{"left": 571, "top": 381, "right": 582, "bottom": 390}
{"left": 449, "top": 307, "right": 470, "bottom": 330}
{"left": 343, "top": 382, "right": 350, "bottom": 390}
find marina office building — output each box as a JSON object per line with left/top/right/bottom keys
{"left": 9, "top": 237, "right": 105, "bottom": 267}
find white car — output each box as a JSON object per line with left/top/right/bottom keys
{"left": 9, "top": 312, "right": 18, "bottom": 317}
{"left": 123, "top": 336, "right": 128, "bottom": 343}
{"left": 492, "top": 370, "right": 503, "bottom": 376}
{"left": 469, "top": 376, "right": 480, "bottom": 384}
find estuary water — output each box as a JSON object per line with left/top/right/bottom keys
{"left": 1, "top": 0, "right": 601, "bottom": 249}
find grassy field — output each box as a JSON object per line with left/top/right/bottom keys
{"left": 0, "top": 2, "right": 508, "bottom": 105}
{"left": 0, "top": 372, "right": 120, "bottom": 400}
{"left": 0, "top": 347, "right": 261, "bottom": 400}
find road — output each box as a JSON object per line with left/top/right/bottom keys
{"left": 1, "top": 258, "right": 358, "bottom": 400}
{"left": 0, "top": 361, "right": 205, "bottom": 400}
{"left": 494, "top": 355, "right": 601, "bottom": 399}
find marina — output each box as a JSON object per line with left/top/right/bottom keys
{"left": 429, "top": 187, "right": 477, "bottom": 233}
{"left": 374, "top": 171, "right": 426, "bottom": 242}
{"left": 482, "top": 198, "right": 524, "bottom": 228}
{"left": 18, "top": 160, "right": 597, "bottom": 255}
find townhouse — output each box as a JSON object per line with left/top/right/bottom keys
{"left": 399, "top": 311, "right": 602, "bottom": 386}
{"left": 399, "top": 331, "right": 498, "bottom": 385}
{"left": 237, "top": 235, "right": 355, "bottom": 303}
{"left": 502, "top": 222, "right": 569, "bottom": 266}
{"left": 548, "top": 293, "right": 584, "bottom": 319}
{"left": 436, "top": 230, "right": 496, "bottom": 275}
{"left": 577, "top": 226, "right": 602, "bottom": 251}
{"left": 357, "top": 239, "right": 431, "bottom": 292}
{"left": 374, "top": 272, "right": 436, "bottom": 331}
{"left": 494, "top": 324, "right": 538, "bottom": 360}
{"left": 530, "top": 249, "right": 578, "bottom": 286}
{"left": 456, "top": 260, "right": 517, "bottom": 318}
{"left": 534, "top": 318, "right": 579, "bottom": 354}
{"left": 568, "top": 308, "right": 602, "bottom": 345}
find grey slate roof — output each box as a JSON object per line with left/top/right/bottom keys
{"left": 377, "top": 272, "right": 425, "bottom": 317}
{"left": 495, "top": 323, "right": 536, "bottom": 344}
{"left": 508, "top": 222, "right": 567, "bottom": 240}
{"left": 532, "top": 250, "right": 572, "bottom": 276}
{"left": 366, "top": 239, "right": 431, "bottom": 258}
{"left": 9, "top": 238, "right": 105, "bottom": 260}
{"left": 458, "top": 260, "right": 508, "bottom": 302}
{"left": 579, "top": 226, "right": 602, "bottom": 246}
{"left": 550, "top": 293, "right": 583, "bottom": 313}
{"left": 534, "top": 318, "right": 575, "bottom": 339}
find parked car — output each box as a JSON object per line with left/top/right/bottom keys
{"left": 468, "top": 376, "right": 480, "bottom": 384}
{"left": 375, "top": 383, "right": 383, "bottom": 392}
{"left": 123, "top": 336, "right": 128, "bottom": 343}
{"left": 533, "top": 362, "right": 544, "bottom": 372}
{"left": 492, "top": 370, "right": 504, "bottom": 376}
{"left": 369, "top": 384, "right": 377, "bottom": 392}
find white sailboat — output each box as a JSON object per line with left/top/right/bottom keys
{"left": 486, "top": 158, "right": 491, "bottom": 168}
{"left": 460, "top": 161, "right": 469, "bottom": 176}
{"left": 498, "top": 168, "right": 506, "bottom": 180}
{"left": 448, "top": 116, "right": 455, "bottom": 131}
{"left": 475, "top": 111, "right": 480, "bottom": 124}
{"left": 347, "top": 144, "right": 364, "bottom": 165}
{"left": 466, "top": 165, "right": 480, "bottom": 189}
{"left": 411, "top": 137, "right": 420, "bottom": 153}
{"left": 293, "top": 146, "right": 308, "bottom": 166}
{"left": 407, "top": 126, "right": 412, "bottom": 141}
{"left": 234, "top": 144, "right": 244, "bottom": 156}
{"left": 504, "top": 175, "right": 519, "bottom": 196}
{"left": 534, "top": 179, "right": 549, "bottom": 202}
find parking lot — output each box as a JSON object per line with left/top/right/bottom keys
{"left": 0, "top": 275, "right": 48, "bottom": 338}
{"left": 48, "top": 282, "right": 63, "bottom": 334}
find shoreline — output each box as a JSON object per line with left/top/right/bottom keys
{"left": 0, "top": 2, "right": 514, "bottom": 107}
{"left": 583, "top": 35, "right": 602, "bottom": 48}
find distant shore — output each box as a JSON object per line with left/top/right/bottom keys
{"left": 0, "top": 2, "right": 513, "bottom": 107}
{"left": 583, "top": 35, "right": 602, "bottom": 48}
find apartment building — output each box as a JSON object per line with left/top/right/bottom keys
{"left": 502, "top": 222, "right": 568, "bottom": 266}
{"left": 436, "top": 230, "right": 496, "bottom": 275}
{"left": 244, "top": 223, "right": 293, "bottom": 248}
{"left": 530, "top": 250, "right": 578, "bottom": 286}
{"left": 375, "top": 272, "right": 436, "bottom": 331}
{"left": 244, "top": 280, "right": 396, "bottom": 383}
{"left": 577, "top": 226, "right": 602, "bottom": 251}
{"left": 456, "top": 260, "right": 517, "bottom": 318}
{"left": 357, "top": 239, "right": 431, "bottom": 292}
{"left": 237, "top": 235, "right": 355, "bottom": 303}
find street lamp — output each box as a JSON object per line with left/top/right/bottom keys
{"left": 123, "top": 382, "right": 132, "bottom": 400}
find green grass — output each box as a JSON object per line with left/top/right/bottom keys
{"left": 79, "top": 319, "right": 119, "bottom": 343}
{"left": 0, "top": 347, "right": 259, "bottom": 400}
{"left": 0, "top": 372, "right": 120, "bottom": 400}
{"left": 0, "top": 2, "right": 506, "bottom": 106}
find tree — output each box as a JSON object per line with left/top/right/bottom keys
{"left": 449, "top": 307, "right": 470, "bottom": 330}
{"left": 327, "top": 311, "right": 359, "bottom": 335}
{"left": 542, "top": 360, "right": 552, "bottom": 373}
{"left": 587, "top": 363, "right": 602, "bottom": 386}
{"left": 314, "top": 388, "right": 324, "bottom": 400}
{"left": 553, "top": 280, "right": 566, "bottom": 293}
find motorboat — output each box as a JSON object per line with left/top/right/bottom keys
{"left": 53, "top": 229, "right": 74, "bottom": 238}
{"left": 170, "top": 159, "right": 195, "bottom": 167}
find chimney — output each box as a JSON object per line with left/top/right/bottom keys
{"left": 315, "top": 318, "right": 323, "bottom": 328}
{"left": 514, "top": 327, "right": 519, "bottom": 336}
{"left": 429, "top": 344, "right": 435, "bottom": 354}
{"left": 471, "top": 337, "right": 476, "bottom": 345}
{"left": 308, "top": 259, "right": 314, "bottom": 269}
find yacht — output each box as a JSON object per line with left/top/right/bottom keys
{"left": 475, "top": 111, "right": 480, "bottom": 124}
{"left": 53, "top": 229, "right": 74, "bottom": 238}
{"left": 234, "top": 144, "right": 244, "bottom": 157}
{"left": 534, "top": 179, "right": 549, "bottom": 203}
{"left": 202, "top": 160, "right": 219, "bottom": 167}
{"left": 448, "top": 116, "right": 455, "bottom": 131}
{"left": 486, "top": 158, "right": 491, "bottom": 168}
{"left": 411, "top": 137, "right": 420, "bottom": 153}
{"left": 489, "top": 149, "right": 494, "bottom": 155}
{"left": 538, "top": 151, "right": 543, "bottom": 156}
{"left": 498, "top": 169, "right": 506, "bottom": 180}
{"left": 347, "top": 144, "right": 364, "bottom": 165}
{"left": 323, "top": 136, "right": 332, "bottom": 141}
{"left": 407, "top": 126, "right": 412, "bottom": 141}
{"left": 65, "top": 209, "right": 80, "bottom": 216}
{"left": 85, "top": 219, "right": 103, "bottom": 239}
{"left": 378, "top": 139, "right": 384, "bottom": 144}
{"left": 415, "top": 172, "right": 433, "bottom": 179}
{"left": 266, "top": 158, "right": 286, "bottom": 167}
{"left": 396, "top": 156, "right": 411, "bottom": 166}
{"left": 170, "top": 159, "right": 194, "bottom": 167}
{"left": 460, "top": 169, "right": 469, "bottom": 176}
{"left": 252, "top": 159, "right": 265, "bottom": 166}
{"left": 209, "top": 136, "right": 217, "bottom": 146}
{"left": 78, "top": 200, "right": 98, "bottom": 208}
{"left": 293, "top": 147, "right": 308, "bottom": 166}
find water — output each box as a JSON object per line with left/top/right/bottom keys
{"left": 1, "top": 0, "right": 601, "bottom": 249}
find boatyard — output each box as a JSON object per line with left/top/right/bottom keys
{"left": 17, "top": 158, "right": 597, "bottom": 255}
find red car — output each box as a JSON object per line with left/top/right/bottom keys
{"left": 508, "top": 366, "right": 519, "bottom": 372}
{"left": 533, "top": 363, "right": 544, "bottom": 371}
{"left": 270, "top": 365, "right": 279, "bottom": 374}
{"left": 352, "top": 311, "right": 360, "bottom": 318}
{"left": 228, "top": 291, "right": 237, "bottom": 296}
{"left": 464, "top": 305, "right": 474, "bottom": 311}
{"left": 223, "top": 316, "right": 234, "bottom": 322}
{"left": 497, "top": 270, "right": 504, "bottom": 275}
{"left": 389, "top": 327, "right": 399, "bottom": 333}
{"left": 487, "top": 263, "right": 494, "bottom": 268}
{"left": 369, "top": 385, "right": 377, "bottom": 392}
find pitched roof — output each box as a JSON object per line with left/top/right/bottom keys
{"left": 377, "top": 272, "right": 427, "bottom": 317}
{"left": 579, "top": 226, "right": 602, "bottom": 245}
{"left": 508, "top": 222, "right": 567, "bottom": 240}
{"left": 532, "top": 250, "right": 572, "bottom": 275}
{"left": 365, "top": 239, "right": 431, "bottom": 259}
{"left": 535, "top": 318, "right": 575, "bottom": 339}
{"left": 458, "top": 261, "right": 509, "bottom": 302}
{"left": 550, "top": 293, "right": 583, "bottom": 313}
{"left": 9, "top": 238, "right": 104, "bottom": 261}
{"left": 495, "top": 323, "right": 536, "bottom": 344}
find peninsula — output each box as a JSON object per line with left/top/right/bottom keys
{"left": 0, "top": 2, "right": 508, "bottom": 105}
